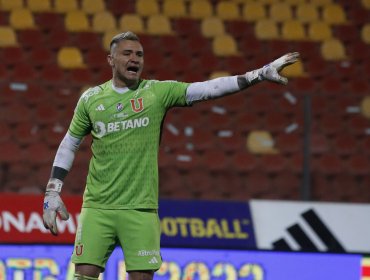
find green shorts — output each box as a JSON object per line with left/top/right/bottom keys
{"left": 71, "top": 208, "right": 162, "bottom": 272}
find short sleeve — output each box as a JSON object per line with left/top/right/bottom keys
{"left": 153, "top": 80, "right": 190, "bottom": 109}
{"left": 68, "top": 95, "right": 92, "bottom": 138}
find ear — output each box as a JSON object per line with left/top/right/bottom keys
{"left": 107, "top": 54, "right": 114, "bottom": 67}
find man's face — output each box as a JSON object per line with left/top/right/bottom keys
{"left": 108, "top": 40, "right": 144, "bottom": 87}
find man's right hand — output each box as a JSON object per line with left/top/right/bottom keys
{"left": 43, "top": 179, "right": 69, "bottom": 236}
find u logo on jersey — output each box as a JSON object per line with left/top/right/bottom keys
{"left": 75, "top": 244, "right": 84, "bottom": 256}
{"left": 130, "top": 98, "right": 144, "bottom": 113}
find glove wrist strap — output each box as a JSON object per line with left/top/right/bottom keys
{"left": 244, "top": 68, "right": 264, "bottom": 86}
{"left": 46, "top": 178, "right": 63, "bottom": 193}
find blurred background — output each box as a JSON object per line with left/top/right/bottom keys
{"left": 0, "top": 0, "right": 369, "bottom": 202}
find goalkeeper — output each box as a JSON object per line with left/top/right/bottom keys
{"left": 42, "top": 31, "right": 299, "bottom": 280}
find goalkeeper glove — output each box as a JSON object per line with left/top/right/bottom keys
{"left": 245, "top": 52, "right": 300, "bottom": 85}
{"left": 43, "top": 178, "right": 69, "bottom": 236}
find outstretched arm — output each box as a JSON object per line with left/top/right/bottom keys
{"left": 186, "top": 52, "right": 300, "bottom": 103}
{"left": 43, "top": 132, "right": 83, "bottom": 235}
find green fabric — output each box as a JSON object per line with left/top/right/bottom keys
{"left": 68, "top": 79, "right": 189, "bottom": 209}
{"left": 74, "top": 274, "right": 98, "bottom": 280}
{"left": 72, "top": 208, "right": 162, "bottom": 271}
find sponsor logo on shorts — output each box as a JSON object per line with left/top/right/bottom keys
{"left": 148, "top": 257, "right": 158, "bottom": 264}
{"left": 137, "top": 250, "right": 160, "bottom": 257}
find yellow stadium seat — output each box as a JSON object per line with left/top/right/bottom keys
{"left": 65, "top": 10, "right": 90, "bottom": 32}
{"left": 216, "top": 1, "right": 240, "bottom": 20}
{"left": 162, "top": 0, "right": 187, "bottom": 18}
{"left": 320, "top": 38, "right": 347, "bottom": 61}
{"left": 81, "top": 0, "right": 105, "bottom": 14}
{"left": 308, "top": 21, "right": 332, "bottom": 41}
{"left": 283, "top": 0, "right": 306, "bottom": 4}
{"left": 209, "top": 71, "right": 231, "bottom": 79}
{"left": 247, "top": 130, "right": 278, "bottom": 154}
{"left": 0, "top": 27, "right": 18, "bottom": 47}
{"left": 189, "top": 0, "right": 213, "bottom": 19}
{"left": 322, "top": 3, "right": 347, "bottom": 25}
{"left": 201, "top": 17, "right": 225, "bottom": 38}
{"left": 54, "top": 0, "right": 78, "bottom": 13}
{"left": 92, "top": 11, "right": 116, "bottom": 33}
{"left": 118, "top": 14, "right": 145, "bottom": 34}
{"left": 102, "top": 29, "right": 120, "bottom": 51}
{"left": 27, "top": 0, "right": 52, "bottom": 12}
{"left": 9, "top": 9, "right": 36, "bottom": 29}
{"left": 296, "top": 4, "right": 319, "bottom": 23}
{"left": 360, "top": 96, "right": 370, "bottom": 119}
{"left": 362, "top": 0, "right": 370, "bottom": 9}
{"left": 0, "top": 0, "right": 23, "bottom": 11}
{"left": 361, "top": 23, "right": 370, "bottom": 44}
{"left": 212, "top": 34, "right": 240, "bottom": 57}
{"left": 310, "top": 0, "right": 333, "bottom": 6}
{"left": 281, "top": 60, "right": 306, "bottom": 77}
{"left": 57, "top": 47, "right": 85, "bottom": 69}
{"left": 281, "top": 20, "right": 306, "bottom": 41}
{"left": 146, "top": 15, "right": 173, "bottom": 35}
{"left": 242, "top": 2, "right": 266, "bottom": 22}
{"left": 255, "top": 19, "right": 279, "bottom": 40}
{"left": 270, "top": 2, "right": 293, "bottom": 22}
{"left": 135, "top": 0, "right": 159, "bottom": 16}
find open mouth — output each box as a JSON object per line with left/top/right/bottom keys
{"left": 127, "top": 66, "right": 139, "bottom": 74}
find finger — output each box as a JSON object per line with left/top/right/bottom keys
{"left": 58, "top": 203, "right": 70, "bottom": 221}
{"left": 284, "top": 52, "right": 300, "bottom": 65}
{"left": 45, "top": 211, "right": 58, "bottom": 235}
{"left": 274, "top": 75, "right": 288, "bottom": 85}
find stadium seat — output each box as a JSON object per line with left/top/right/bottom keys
{"left": 118, "top": 14, "right": 145, "bottom": 34}
{"left": 109, "top": 0, "right": 134, "bottom": 16}
{"left": 54, "top": 0, "right": 78, "bottom": 13}
{"left": 308, "top": 21, "right": 333, "bottom": 41}
{"left": 280, "top": 59, "right": 306, "bottom": 77}
{"left": 333, "top": 134, "right": 358, "bottom": 156}
{"left": 189, "top": 0, "right": 213, "bottom": 19}
{"left": 1, "top": 46, "right": 24, "bottom": 66}
{"left": 260, "top": 154, "right": 288, "bottom": 174}
{"left": 14, "top": 122, "right": 40, "bottom": 145}
{"left": 65, "top": 10, "right": 90, "bottom": 32}
{"left": 215, "top": 1, "right": 240, "bottom": 20}
{"left": 18, "top": 29, "right": 44, "bottom": 49}
{"left": 29, "top": 47, "right": 54, "bottom": 67}
{"left": 322, "top": 3, "right": 347, "bottom": 25}
{"left": 12, "top": 64, "right": 37, "bottom": 82}
{"left": 201, "top": 17, "right": 225, "bottom": 38}
{"left": 242, "top": 2, "right": 266, "bottom": 22}
{"left": 0, "top": 27, "right": 18, "bottom": 47}
{"left": 92, "top": 11, "right": 116, "bottom": 33}
{"left": 296, "top": 3, "right": 320, "bottom": 23}
{"left": 212, "top": 34, "right": 240, "bottom": 56}
{"left": 35, "top": 12, "right": 65, "bottom": 32}
{"left": 310, "top": 132, "right": 329, "bottom": 155}
{"left": 81, "top": 0, "right": 105, "bottom": 14}
{"left": 361, "top": 23, "right": 370, "bottom": 44}
{"left": 347, "top": 154, "right": 370, "bottom": 176}
{"left": 57, "top": 47, "right": 85, "bottom": 69}
{"left": 135, "top": 0, "right": 160, "bottom": 16}
{"left": 314, "top": 154, "right": 344, "bottom": 175}
{"left": 0, "top": 122, "right": 12, "bottom": 143}
{"left": 320, "top": 38, "right": 347, "bottom": 61}
{"left": 276, "top": 132, "right": 302, "bottom": 155}
{"left": 0, "top": 0, "right": 23, "bottom": 11}
{"left": 9, "top": 8, "right": 36, "bottom": 29}
{"left": 281, "top": 20, "right": 306, "bottom": 41}
{"left": 146, "top": 15, "right": 173, "bottom": 35}
{"left": 162, "top": 0, "right": 187, "bottom": 18}
{"left": 270, "top": 2, "right": 293, "bottom": 22}
{"left": 362, "top": 0, "right": 370, "bottom": 8}
{"left": 247, "top": 130, "right": 278, "bottom": 154}
{"left": 255, "top": 19, "right": 279, "bottom": 40}
{"left": 27, "top": 0, "right": 52, "bottom": 12}
{"left": 74, "top": 31, "right": 102, "bottom": 52}
{"left": 310, "top": 0, "right": 333, "bottom": 6}
{"left": 360, "top": 96, "right": 370, "bottom": 118}
{"left": 0, "top": 142, "right": 22, "bottom": 163}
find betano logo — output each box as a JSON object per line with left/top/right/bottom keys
{"left": 0, "top": 211, "right": 79, "bottom": 234}
{"left": 94, "top": 117, "right": 150, "bottom": 138}
{"left": 161, "top": 217, "right": 250, "bottom": 239}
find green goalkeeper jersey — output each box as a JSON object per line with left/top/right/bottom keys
{"left": 68, "top": 79, "right": 190, "bottom": 209}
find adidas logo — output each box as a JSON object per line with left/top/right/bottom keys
{"left": 96, "top": 104, "right": 105, "bottom": 111}
{"left": 148, "top": 257, "right": 158, "bottom": 264}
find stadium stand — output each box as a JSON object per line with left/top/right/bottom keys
{"left": 0, "top": 0, "right": 369, "bottom": 203}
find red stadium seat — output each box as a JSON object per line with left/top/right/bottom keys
{"left": 347, "top": 154, "right": 370, "bottom": 176}
{"left": 230, "top": 152, "right": 259, "bottom": 173}
{"left": 313, "top": 154, "right": 344, "bottom": 175}
{"left": 14, "top": 122, "right": 40, "bottom": 145}
{"left": 0, "top": 142, "right": 22, "bottom": 163}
